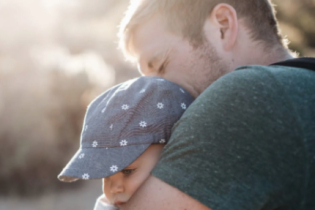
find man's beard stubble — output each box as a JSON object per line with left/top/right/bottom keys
{"left": 191, "top": 40, "right": 230, "bottom": 95}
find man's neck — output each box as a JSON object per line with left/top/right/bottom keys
{"left": 232, "top": 41, "right": 294, "bottom": 70}
{"left": 258, "top": 44, "right": 294, "bottom": 65}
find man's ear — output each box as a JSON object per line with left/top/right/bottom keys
{"left": 209, "top": 4, "right": 238, "bottom": 51}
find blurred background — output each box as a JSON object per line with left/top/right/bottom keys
{"left": 0, "top": 0, "right": 314, "bottom": 209}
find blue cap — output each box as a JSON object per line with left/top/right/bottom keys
{"left": 58, "top": 76, "right": 194, "bottom": 182}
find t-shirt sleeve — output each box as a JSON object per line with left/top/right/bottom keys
{"left": 152, "top": 67, "right": 305, "bottom": 210}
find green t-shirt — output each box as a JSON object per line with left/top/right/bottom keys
{"left": 152, "top": 62, "right": 315, "bottom": 210}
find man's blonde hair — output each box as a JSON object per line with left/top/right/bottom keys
{"left": 119, "top": 0, "right": 284, "bottom": 61}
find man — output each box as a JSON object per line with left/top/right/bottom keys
{"left": 105, "top": 0, "right": 315, "bottom": 209}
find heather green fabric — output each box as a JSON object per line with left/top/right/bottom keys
{"left": 152, "top": 65, "right": 315, "bottom": 210}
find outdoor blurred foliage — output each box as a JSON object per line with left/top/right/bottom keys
{"left": 273, "top": 0, "right": 315, "bottom": 56}
{"left": 0, "top": 0, "right": 314, "bottom": 196}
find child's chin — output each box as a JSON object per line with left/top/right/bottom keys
{"left": 114, "top": 201, "right": 127, "bottom": 208}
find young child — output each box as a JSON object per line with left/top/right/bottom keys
{"left": 58, "top": 76, "right": 194, "bottom": 209}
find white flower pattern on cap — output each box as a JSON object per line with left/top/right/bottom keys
{"left": 157, "top": 103, "right": 164, "bottom": 109}
{"left": 139, "top": 121, "right": 147, "bottom": 128}
{"left": 120, "top": 140, "right": 128, "bottom": 146}
{"left": 110, "top": 165, "right": 118, "bottom": 172}
{"left": 92, "top": 141, "right": 98, "bottom": 147}
{"left": 59, "top": 77, "right": 195, "bottom": 182}
{"left": 78, "top": 153, "right": 85, "bottom": 159}
{"left": 82, "top": 173, "right": 89, "bottom": 179}
{"left": 159, "top": 139, "right": 166, "bottom": 144}
{"left": 121, "top": 104, "right": 129, "bottom": 110}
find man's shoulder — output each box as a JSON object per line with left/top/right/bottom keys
{"left": 228, "top": 62, "right": 315, "bottom": 83}
{"left": 192, "top": 65, "right": 278, "bottom": 107}
{"left": 219, "top": 63, "right": 313, "bottom": 85}
{"left": 209, "top": 65, "right": 278, "bottom": 92}
{"left": 196, "top": 63, "right": 315, "bottom": 104}
{"left": 176, "top": 65, "right": 296, "bottom": 134}
{"left": 179, "top": 62, "right": 315, "bottom": 127}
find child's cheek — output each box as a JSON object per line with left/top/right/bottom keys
{"left": 126, "top": 171, "right": 150, "bottom": 199}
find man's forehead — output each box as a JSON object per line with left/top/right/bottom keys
{"left": 131, "top": 16, "right": 173, "bottom": 54}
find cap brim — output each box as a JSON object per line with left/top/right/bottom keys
{"left": 58, "top": 143, "right": 151, "bottom": 182}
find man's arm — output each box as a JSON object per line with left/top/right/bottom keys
{"left": 121, "top": 175, "right": 211, "bottom": 210}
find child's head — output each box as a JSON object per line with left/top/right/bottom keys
{"left": 58, "top": 76, "right": 194, "bottom": 206}
{"left": 103, "top": 144, "right": 163, "bottom": 207}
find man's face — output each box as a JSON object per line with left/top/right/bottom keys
{"left": 103, "top": 145, "right": 163, "bottom": 208}
{"left": 131, "top": 15, "right": 229, "bottom": 98}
